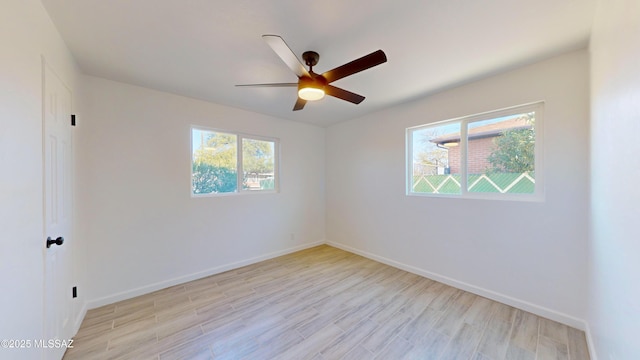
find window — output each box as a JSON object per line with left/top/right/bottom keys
{"left": 191, "top": 127, "right": 278, "bottom": 196}
{"left": 407, "top": 102, "right": 543, "bottom": 200}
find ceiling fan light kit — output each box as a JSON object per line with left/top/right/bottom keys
{"left": 298, "top": 76, "right": 326, "bottom": 101}
{"left": 237, "top": 35, "right": 387, "bottom": 111}
{"left": 298, "top": 86, "right": 325, "bottom": 101}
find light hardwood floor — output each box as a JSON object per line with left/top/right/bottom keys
{"left": 63, "top": 245, "right": 590, "bottom": 359}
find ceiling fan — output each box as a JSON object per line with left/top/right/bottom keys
{"left": 237, "top": 35, "right": 387, "bottom": 111}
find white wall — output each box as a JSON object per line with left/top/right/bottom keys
{"left": 326, "top": 50, "right": 590, "bottom": 328}
{"left": 11, "top": 3, "right": 635, "bottom": 359}
{"left": 0, "top": 0, "right": 84, "bottom": 358}
{"left": 77, "top": 76, "right": 325, "bottom": 305}
{"left": 589, "top": 0, "right": 640, "bottom": 358}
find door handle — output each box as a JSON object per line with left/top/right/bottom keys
{"left": 46, "top": 236, "right": 64, "bottom": 248}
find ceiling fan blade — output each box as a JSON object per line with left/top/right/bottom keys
{"left": 235, "top": 83, "right": 297, "bottom": 87}
{"left": 262, "top": 35, "right": 310, "bottom": 78}
{"left": 325, "top": 85, "right": 365, "bottom": 104}
{"left": 321, "top": 50, "right": 387, "bottom": 84}
{"left": 293, "top": 97, "right": 307, "bottom": 111}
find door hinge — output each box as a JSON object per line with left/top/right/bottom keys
{"left": 71, "top": 114, "right": 76, "bottom": 126}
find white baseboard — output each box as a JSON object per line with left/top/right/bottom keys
{"left": 327, "top": 240, "right": 587, "bottom": 331}
{"left": 86, "top": 240, "right": 324, "bottom": 309}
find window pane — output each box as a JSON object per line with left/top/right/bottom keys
{"left": 242, "top": 138, "right": 275, "bottom": 191}
{"left": 191, "top": 129, "right": 238, "bottom": 194}
{"left": 411, "top": 122, "right": 462, "bottom": 194}
{"left": 466, "top": 112, "right": 535, "bottom": 193}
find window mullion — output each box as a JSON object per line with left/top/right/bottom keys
{"left": 406, "top": 132, "right": 414, "bottom": 194}
{"left": 460, "top": 120, "right": 468, "bottom": 195}
{"left": 237, "top": 135, "right": 243, "bottom": 193}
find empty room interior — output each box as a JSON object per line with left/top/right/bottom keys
{"left": 2, "top": 0, "right": 639, "bottom": 359}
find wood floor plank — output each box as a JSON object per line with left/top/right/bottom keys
{"left": 490, "top": 301, "right": 517, "bottom": 324}
{"left": 155, "top": 312, "right": 203, "bottom": 341}
{"left": 80, "top": 304, "right": 116, "bottom": 328}
{"left": 403, "top": 329, "right": 451, "bottom": 360}
{"left": 439, "top": 323, "right": 484, "bottom": 360}
{"left": 296, "top": 304, "right": 351, "bottom": 339}
{"left": 510, "top": 308, "right": 539, "bottom": 353}
{"left": 463, "top": 296, "right": 495, "bottom": 327}
{"left": 154, "top": 292, "right": 191, "bottom": 314}
{"left": 341, "top": 344, "right": 375, "bottom": 360}
{"left": 369, "top": 278, "right": 433, "bottom": 324}
{"left": 319, "top": 318, "right": 378, "bottom": 359}
{"left": 505, "top": 344, "right": 536, "bottom": 360}
{"left": 245, "top": 328, "right": 304, "bottom": 359}
{"left": 360, "top": 311, "right": 412, "bottom": 354}
{"left": 158, "top": 341, "right": 212, "bottom": 360}
{"left": 198, "top": 310, "right": 245, "bottom": 336}
{"left": 537, "top": 335, "right": 570, "bottom": 360}
{"left": 155, "top": 325, "right": 203, "bottom": 354}
{"left": 475, "top": 315, "right": 513, "bottom": 359}
{"left": 399, "top": 306, "right": 444, "bottom": 343}
{"left": 434, "top": 291, "right": 477, "bottom": 336}
{"left": 64, "top": 245, "right": 590, "bottom": 360}
{"left": 426, "top": 282, "right": 461, "bottom": 311}
{"left": 210, "top": 332, "right": 259, "bottom": 359}
{"left": 61, "top": 339, "right": 109, "bottom": 360}
{"left": 540, "top": 316, "right": 570, "bottom": 344}
{"left": 279, "top": 323, "right": 343, "bottom": 360}
{"left": 102, "top": 315, "right": 157, "bottom": 344}
{"left": 398, "top": 278, "right": 438, "bottom": 318}
{"left": 106, "top": 324, "right": 156, "bottom": 352}
{"left": 374, "top": 334, "right": 414, "bottom": 360}
{"left": 334, "top": 297, "right": 382, "bottom": 332}
{"left": 254, "top": 309, "right": 316, "bottom": 345}
{"left": 71, "top": 319, "right": 114, "bottom": 342}
{"left": 568, "top": 326, "right": 591, "bottom": 360}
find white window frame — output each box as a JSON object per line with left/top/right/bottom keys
{"left": 191, "top": 126, "right": 280, "bottom": 197}
{"left": 406, "top": 102, "right": 544, "bottom": 201}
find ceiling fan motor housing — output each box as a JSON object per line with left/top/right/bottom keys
{"left": 302, "top": 51, "right": 320, "bottom": 68}
{"left": 299, "top": 74, "right": 327, "bottom": 88}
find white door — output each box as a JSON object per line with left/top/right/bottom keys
{"left": 43, "top": 60, "right": 74, "bottom": 360}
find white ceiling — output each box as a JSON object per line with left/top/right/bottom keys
{"left": 40, "top": 0, "right": 596, "bottom": 127}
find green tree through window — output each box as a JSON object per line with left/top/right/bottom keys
{"left": 487, "top": 114, "right": 535, "bottom": 174}
{"left": 191, "top": 128, "right": 277, "bottom": 195}
{"left": 192, "top": 131, "right": 238, "bottom": 194}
